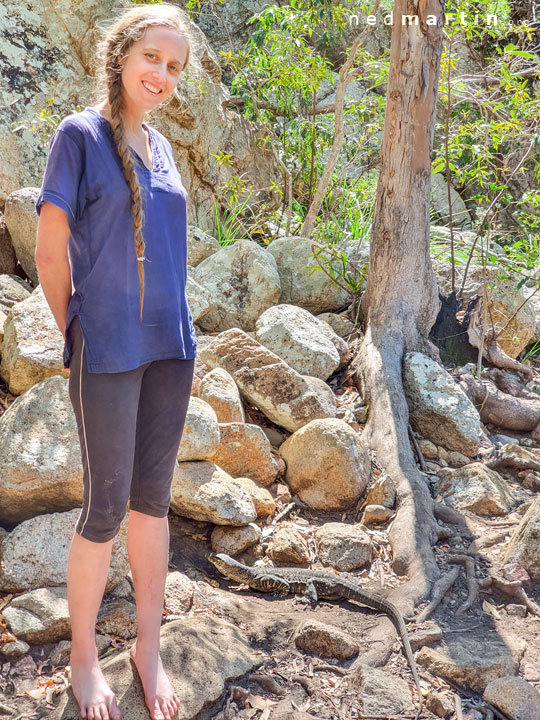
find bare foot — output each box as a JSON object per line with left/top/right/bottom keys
{"left": 69, "top": 650, "right": 121, "bottom": 720}
{"left": 129, "top": 640, "right": 180, "bottom": 720}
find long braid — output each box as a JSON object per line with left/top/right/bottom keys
{"left": 107, "top": 65, "right": 147, "bottom": 323}
{"left": 92, "top": 4, "right": 193, "bottom": 325}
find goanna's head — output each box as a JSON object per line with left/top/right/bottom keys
{"left": 206, "top": 552, "right": 248, "bottom": 580}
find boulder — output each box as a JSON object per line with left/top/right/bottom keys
{"left": 197, "top": 367, "right": 245, "bottom": 422}
{"left": 2, "top": 587, "right": 70, "bottom": 645}
{"left": 0, "top": 286, "right": 69, "bottom": 395}
{"left": 0, "top": 509, "right": 130, "bottom": 593}
{"left": 0, "top": 375, "right": 82, "bottom": 524}
{"left": 199, "top": 327, "right": 336, "bottom": 433}
{"left": 279, "top": 418, "right": 369, "bottom": 511}
{"left": 255, "top": 304, "right": 343, "bottom": 380}
{"left": 267, "top": 236, "right": 351, "bottom": 312}
{"left": 191, "top": 240, "right": 281, "bottom": 332}
{"left": 170, "top": 461, "right": 257, "bottom": 525}
{"left": 435, "top": 464, "right": 516, "bottom": 516}
{"left": 177, "top": 397, "right": 220, "bottom": 462}
{"left": 54, "top": 616, "right": 262, "bottom": 720}
{"left": 404, "top": 352, "right": 481, "bottom": 456}
{"left": 208, "top": 422, "right": 280, "bottom": 486}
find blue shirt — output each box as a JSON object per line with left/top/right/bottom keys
{"left": 35, "top": 106, "right": 197, "bottom": 373}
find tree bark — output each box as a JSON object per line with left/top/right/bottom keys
{"left": 353, "top": 0, "right": 446, "bottom": 612}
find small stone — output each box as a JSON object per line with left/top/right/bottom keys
{"left": 437, "top": 446, "right": 449, "bottom": 461}
{"left": 519, "top": 471, "right": 540, "bottom": 491}
{"left": 425, "top": 690, "right": 454, "bottom": 718}
{"left": 418, "top": 439, "right": 438, "bottom": 459}
{"left": 211, "top": 523, "right": 261, "bottom": 556}
{"left": 447, "top": 451, "right": 470, "bottom": 468}
{"left": 503, "top": 563, "right": 531, "bottom": 587}
{"left": 96, "top": 598, "right": 137, "bottom": 640}
{"left": 409, "top": 622, "right": 443, "bottom": 652}
{"left": 315, "top": 522, "right": 372, "bottom": 571}
{"left": 520, "top": 437, "right": 534, "bottom": 447}
{"left": 270, "top": 527, "right": 309, "bottom": 564}
{"left": 365, "top": 474, "right": 396, "bottom": 509}
{"left": 506, "top": 603, "right": 527, "bottom": 617}
{"left": 361, "top": 504, "right": 393, "bottom": 525}
{"left": 164, "top": 572, "right": 194, "bottom": 615}
{"left": 294, "top": 619, "right": 359, "bottom": 659}
{"left": 0, "top": 639, "right": 30, "bottom": 661}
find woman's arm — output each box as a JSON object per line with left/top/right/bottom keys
{"left": 35, "top": 201, "right": 73, "bottom": 340}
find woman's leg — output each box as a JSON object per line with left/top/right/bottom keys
{"left": 127, "top": 357, "right": 195, "bottom": 720}
{"left": 67, "top": 315, "right": 148, "bottom": 720}
{"left": 67, "top": 534, "right": 120, "bottom": 720}
{"left": 127, "top": 512, "right": 178, "bottom": 720}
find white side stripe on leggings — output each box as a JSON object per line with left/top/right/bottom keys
{"left": 77, "top": 336, "right": 93, "bottom": 536}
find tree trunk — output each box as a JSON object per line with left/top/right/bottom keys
{"left": 353, "top": 0, "right": 445, "bottom": 619}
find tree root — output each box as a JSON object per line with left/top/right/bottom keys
{"left": 458, "top": 372, "right": 540, "bottom": 431}
{"left": 416, "top": 567, "right": 460, "bottom": 622}
{"left": 447, "top": 555, "right": 479, "bottom": 614}
{"left": 479, "top": 575, "right": 540, "bottom": 617}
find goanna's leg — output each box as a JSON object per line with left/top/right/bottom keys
{"left": 250, "top": 575, "right": 290, "bottom": 598}
{"left": 293, "top": 580, "right": 319, "bottom": 609}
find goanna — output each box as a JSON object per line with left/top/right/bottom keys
{"left": 207, "top": 552, "right": 423, "bottom": 720}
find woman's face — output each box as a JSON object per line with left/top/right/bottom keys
{"left": 120, "top": 25, "right": 189, "bottom": 112}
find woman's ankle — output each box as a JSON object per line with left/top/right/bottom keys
{"left": 69, "top": 640, "right": 99, "bottom": 662}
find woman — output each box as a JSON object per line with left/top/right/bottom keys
{"left": 34, "top": 5, "right": 196, "bottom": 719}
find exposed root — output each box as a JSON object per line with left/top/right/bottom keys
{"left": 480, "top": 574, "right": 540, "bottom": 618}
{"left": 416, "top": 567, "right": 460, "bottom": 622}
{"left": 459, "top": 372, "right": 540, "bottom": 431}
{"left": 447, "top": 555, "right": 479, "bottom": 614}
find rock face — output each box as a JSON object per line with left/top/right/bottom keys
{"left": 0, "top": 509, "right": 129, "bottom": 593}
{"left": 279, "top": 418, "right": 369, "bottom": 511}
{"left": 0, "top": 286, "right": 69, "bottom": 395}
{"left": 0, "top": 375, "right": 83, "bottom": 524}
{"left": 198, "top": 328, "right": 336, "bottom": 433}
{"left": 255, "top": 304, "right": 343, "bottom": 380}
{"left": 430, "top": 173, "right": 472, "bottom": 228}
{"left": 267, "top": 236, "right": 351, "bottom": 312}
{"left": 504, "top": 497, "right": 540, "bottom": 581}
{"left": 403, "top": 352, "right": 481, "bottom": 456}
{"left": 435, "top": 464, "right": 516, "bottom": 516}
{"left": 54, "top": 616, "right": 262, "bottom": 720}
{"left": 191, "top": 240, "right": 281, "bottom": 332}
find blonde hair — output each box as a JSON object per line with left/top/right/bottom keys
{"left": 92, "top": 3, "right": 192, "bottom": 324}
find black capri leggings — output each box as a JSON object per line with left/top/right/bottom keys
{"left": 67, "top": 314, "right": 195, "bottom": 543}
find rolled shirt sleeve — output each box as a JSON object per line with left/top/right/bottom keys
{"left": 35, "top": 128, "right": 85, "bottom": 232}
